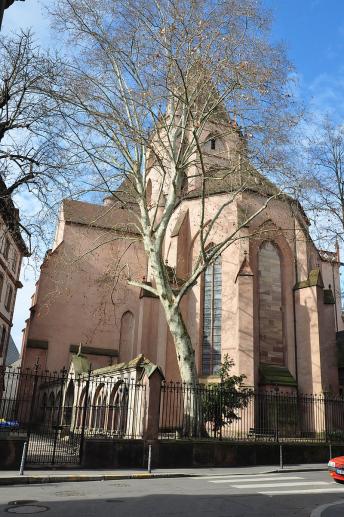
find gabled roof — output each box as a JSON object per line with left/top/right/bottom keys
{"left": 184, "top": 161, "right": 278, "bottom": 200}
{"left": 91, "top": 354, "right": 164, "bottom": 379}
{"left": 5, "top": 334, "right": 19, "bottom": 366}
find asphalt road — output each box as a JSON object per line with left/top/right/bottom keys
{"left": 1, "top": 470, "right": 344, "bottom": 516}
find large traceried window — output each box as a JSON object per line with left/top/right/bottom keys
{"left": 202, "top": 256, "right": 222, "bottom": 375}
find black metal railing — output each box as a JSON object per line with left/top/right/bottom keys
{"left": 3, "top": 364, "right": 344, "bottom": 464}
{"left": 159, "top": 381, "right": 344, "bottom": 443}
{"left": 0, "top": 365, "right": 146, "bottom": 464}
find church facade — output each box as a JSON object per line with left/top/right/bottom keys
{"left": 20, "top": 121, "right": 343, "bottom": 395}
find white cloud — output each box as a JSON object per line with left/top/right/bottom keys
{"left": 307, "top": 72, "right": 344, "bottom": 120}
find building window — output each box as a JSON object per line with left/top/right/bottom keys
{"left": 0, "top": 326, "right": 6, "bottom": 356}
{"left": 210, "top": 138, "right": 216, "bottom": 150}
{"left": 258, "top": 241, "right": 284, "bottom": 365}
{"left": 11, "top": 249, "right": 18, "bottom": 273}
{"left": 4, "top": 284, "right": 13, "bottom": 312}
{"left": 339, "top": 368, "right": 344, "bottom": 395}
{"left": 0, "top": 273, "right": 3, "bottom": 301}
{"left": 3, "top": 237, "right": 10, "bottom": 260}
{"left": 202, "top": 256, "right": 222, "bottom": 375}
{"left": 119, "top": 311, "right": 135, "bottom": 362}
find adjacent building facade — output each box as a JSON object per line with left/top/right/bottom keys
{"left": 0, "top": 182, "right": 29, "bottom": 365}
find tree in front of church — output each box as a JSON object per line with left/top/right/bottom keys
{"left": 48, "top": 0, "right": 301, "bottom": 386}
{"left": 202, "top": 355, "right": 253, "bottom": 438}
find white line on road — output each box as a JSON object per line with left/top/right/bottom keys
{"left": 191, "top": 474, "right": 300, "bottom": 481}
{"left": 209, "top": 476, "right": 302, "bottom": 484}
{"left": 231, "top": 481, "right": 330, "bottom": 489}
{"left": 260, "top": 488, "right": 344, "bottom": 496}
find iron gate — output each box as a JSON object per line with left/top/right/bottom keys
{"left": 26, "top": 427, "right": 82, "bottom": 465}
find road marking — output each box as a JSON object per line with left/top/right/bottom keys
{"left": 191, "top": 474, "right": 299, "bottom": 481}
{"left": 209, "top": 476, "right": 302, "bottom": 484}
{"left": 310, "top": 499, "right": 344, "bottom": 516}
{"left": 260, "top": 488, "right": 344, "bottom": 495}
{"left": 231, "top": 481, "right": 330, "bottom": 489}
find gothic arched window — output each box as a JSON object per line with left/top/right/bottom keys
{"left": 119, "top": 311, "right": 135, "bottom": 361}
{"left": 202, "top": 256, "right": 222, "bottom": 375}
{"left": 258, "top": 241, "right": 284, "bottom": 365}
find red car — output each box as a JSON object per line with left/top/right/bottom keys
{"left": 328, "top": 457, "right": 344, "bottom": 483}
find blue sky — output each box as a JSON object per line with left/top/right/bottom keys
{"left": 4, "top": 0, "right": 344, "bottom": 352}
{"left": 267, "top": 0, "right": 344, "bottom": 117}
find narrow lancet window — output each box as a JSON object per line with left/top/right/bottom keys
{"left": 202, "top": 256, "right": 222, "bottom": 375}
{"left": 258, "top": 241, "right": 284, "bottom": 365}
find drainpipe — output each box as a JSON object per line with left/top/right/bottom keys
{"left": 292, "top": 215, "right": 299, "bottom": 390}
{"left": 332, "top": 261, "right": 339, "bottom": 332}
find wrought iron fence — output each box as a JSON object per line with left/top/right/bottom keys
{"left": 159, "top": 381, "right": 344, "bottom": 443}
{"left": 3, "top": 364, "right": 344, "bottom": 461}
{"left": 0, "top": 365, "right": 146, "bottom": 465}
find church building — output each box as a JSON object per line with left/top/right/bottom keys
{"left": 20, "top": 110, "right": 343, "bottom": 396}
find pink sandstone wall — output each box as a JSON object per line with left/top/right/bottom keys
{"left": 22, "top": 212, "right": 147, "bottom": 372}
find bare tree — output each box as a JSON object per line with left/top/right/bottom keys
{"left": 0, "top": 30, "right": 79, "bottom": 255}
{"left": 302, "top": 117, "right": 344, "bottom": 248}
{"left": 49, "top": 0, "right": 301, "bottom": 385}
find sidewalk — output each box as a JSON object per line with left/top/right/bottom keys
{"left": 0, "top": 464, "right": 328, "bottom": 486}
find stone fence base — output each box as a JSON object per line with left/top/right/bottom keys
{"left": 0, "top": 438, "right": 26, "bottom": 470}
{"left": 81, "top": 439, "right": 145, "bottom": 468}
{"left": 80, "top": 438, "right": 344, "bottom": 469}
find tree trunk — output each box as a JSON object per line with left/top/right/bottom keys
{"left": 145, "top": 240, "right": 202, "bottom": 435}
{"left": 158, "top": 289, "right": 202, "bottom": 436}
{"left": 165, "top": 305, "right": 198, "bottom": 385}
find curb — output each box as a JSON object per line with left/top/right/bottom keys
{"left": 0, "top": 473, "right": 188, "bottom": 486}
{"left": 0, "top": 467, "right": 328, "bottom": 486}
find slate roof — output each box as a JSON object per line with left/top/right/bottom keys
{"left": 184, "top": 161, "right": 280, "bottom": 200}
{"left": 259, "top": 364, "right": 297, "bottom": 388}
{"left": 5, "top": 334, "right": 20, "bottom": 366}
{"left": 62, "top": 198, "right": 140, "bottom": 235}
{"left": 178, "top": 161, "right": 310, "bottom": 225}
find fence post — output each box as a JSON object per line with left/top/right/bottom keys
{"left": 143, "top": 369, "right": 163, "bottom": 441}
{"left": 51, "top": 367, "right": 67, "bottom": 465}
{"left": 324, "top": 393, "right": 329, "bottom": 444}
{"left": 19, "top": 441, "right": 28, "bottom": 476}
{"left": 279, "top": 444, "right": 283, "bottom": 469}
{"left": 274, "top": 387, "right": 279, "bottom": 444}
{"left": 219, "top": 378, "right": 223, "bottom": 441}
{"left": 147, "top": 442, "right": 152, "bottom": 473}
{"left": 27, "top": 362, "right": 40, "bottom": 442}
{"left": 79, "top": 367, "right": 91, "bottom": 465}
